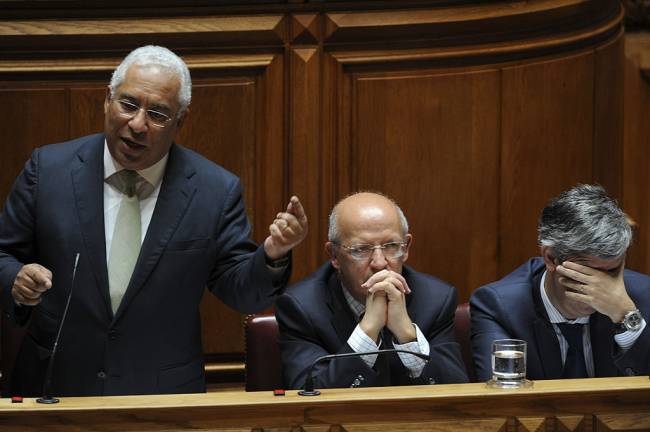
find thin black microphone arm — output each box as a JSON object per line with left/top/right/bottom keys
{"left": 298, "top": 348, "right": 430, "bottom": 396}
{"left": 36, "top": 252, "right": 80, "bottom": 405}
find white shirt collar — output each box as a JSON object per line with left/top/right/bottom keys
{"left": 103, "top": 140, "right": 168, "bottom": 188}
{"left": 540, "top": 271, "right": 590, "bottom": 324}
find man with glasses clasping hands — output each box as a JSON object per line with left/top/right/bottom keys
{"left": 275, "top": 192, "right": 468, "bottom": 390}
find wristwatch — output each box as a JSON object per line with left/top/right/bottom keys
{"left": 614, "top": 309, "right": 643, "bottom": 333}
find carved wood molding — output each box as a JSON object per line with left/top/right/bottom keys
{"left": 0, "top": 53, "right": 276, "bottom": 75}
{"left": 327, "top": 11, "right": 623, "bottom": 67}
{"left": 323, "top": 0, "right": 621, "bottom": 46}
{"left": 0, "top": 15, "right": 285, "bottom": 54}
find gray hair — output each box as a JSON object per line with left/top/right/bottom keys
{"left": 538, "top": 184, "right": 632, "bottom": 261}
{"left": 109, "top": 45, "right": 192, "bottom": 115}
{"left": 328, "top": 192, "right": 409, "bottom": 243}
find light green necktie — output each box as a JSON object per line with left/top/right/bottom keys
{"left": 107, "top": 170, "right": 143, "bottom": 314}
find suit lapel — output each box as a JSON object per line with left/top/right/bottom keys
{"left": 326, "top": 272, "right": 358, "bottom": 345}
{"left": 113, "top": 144, "right": 196, "bottom": 320}
{"left": 71, "top": 134, "right": 112, "bottom": 317}
{"left": 531, "top": 272, "right": 564, "bottom": 379}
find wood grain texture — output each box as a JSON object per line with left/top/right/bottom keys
{"left": 0, "top": 88, "right": 69, "bottom": 201}
{"left": 623, "top": 33, "right": 650, "bottom": 274}
{"left": 289, "top": 47, "right": 325, "bottom": 281}
{"left": 500, "top": 50, "right": 596, "bottom": 275}
{"left": 334, "top": 65, "right": 500, "bottom": 300}
{"left": 0, "top": 15, "right": 285, "bottom": 53}
{"left": 0, "top": 377, "right": 648, "bottom": 431}
{"left": 593, "top": 33, "right": 625, "bottom": 201}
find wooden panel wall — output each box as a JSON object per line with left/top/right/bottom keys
{"left": 623, "top": 32, "right": 650, "bottom": 273}
{"left": 0, "top": 0, "right": 634, "bottom": 378}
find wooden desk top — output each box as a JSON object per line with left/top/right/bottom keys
{"left": 0, "top": 376, "right": 648, "bottom": 411}
{"left": 1, "top": 377, "right": 649, "bottom": 431}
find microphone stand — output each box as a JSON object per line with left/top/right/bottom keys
{"left": 36, "top": 253, "right": 80, "bottom": 404}
{"left": 298, "top": 348, "right": 430, "bottom": 396}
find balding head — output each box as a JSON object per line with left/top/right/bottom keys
{"left": 328, "top": 192, "right": 409, "bottom": 244}
{"left": 326, "top": 192, "right": 412, "bottom": 302}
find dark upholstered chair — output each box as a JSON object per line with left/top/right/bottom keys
{"left": 453, "top": 302, "right": 476, "bottom": 382}
{"left": 244, "top": 302, "right": 476, "bottom": 391}
{"left": 244, "top": 313, "right": 283, "bottom": 391}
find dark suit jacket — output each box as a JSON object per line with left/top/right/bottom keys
{"left": 0, "top": 133, "right": 289, "bottom": 396}
{"left": 275, "top": 263, "right": 468, "bottom": 390}
{"left": 470, "top": 257, "right": 650, "bottom": 381}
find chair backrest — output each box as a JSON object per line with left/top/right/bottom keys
{"left": 453, "top": 302, "right": 476, "bottom": 382}
{"left": 244, "top": 303, "right": 476, "bottom": 391}
{"left": 244, "top": 313, "right": 283, "bottom": 392}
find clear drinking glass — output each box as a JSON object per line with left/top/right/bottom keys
{"left": 487, "top": 339, "right": 532, "bottom": 388}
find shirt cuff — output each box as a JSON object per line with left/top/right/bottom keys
{"left": 614, "top": 318, "right": 647, "bottom": 351}
{"left": 393, "top": 324, "right": 430, "bottom": 378}
{"left": 348, "top": 324, "right": 380, "bottom": 368}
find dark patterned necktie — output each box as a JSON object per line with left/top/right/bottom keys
{"left": 557, "top": 323, "right": 588, "bottom": 378}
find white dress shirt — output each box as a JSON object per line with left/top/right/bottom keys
{"left": 103, "top": 141, "right": 168, "bottom": 259}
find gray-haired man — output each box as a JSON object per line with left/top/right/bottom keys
{"left": 470, "top": 184, "right": 650, "bottom": 381}
{"left": 0, "top": 45, "right": 307, "bottom": 397}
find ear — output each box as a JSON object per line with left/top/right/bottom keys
{"left": 176, "top": 107, "right": 189, "bottom": 129}
{"left": 541, "top": 246, "right": 558, "bottom": 273}
{"left": 401, "top": 234, "right": 413, "bottom": 263}
{"left": 326, "top": 242, "right": 340, "bottom": 270}
{"left": 103, "top": 86, "right": 111, "bottom": 115}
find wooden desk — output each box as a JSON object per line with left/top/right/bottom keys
{"left": 1, "top": 377, "right": 649, "bottom": 431}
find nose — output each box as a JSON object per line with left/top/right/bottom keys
{"left": 128, "top": 108, "right": 148, "bottom": 133}
{"left": 369, "top": 247, "right": 388, "bottom": 270}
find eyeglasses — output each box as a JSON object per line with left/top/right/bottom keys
{"left": 334, "top": 241, "right": 408, "bottom": 261}
{"left": 112, "top": 99, "right": 175, "bottom": 128}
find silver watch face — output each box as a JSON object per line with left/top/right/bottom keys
{"left": 623, "top": 310, "right": 643, "bottom": 331}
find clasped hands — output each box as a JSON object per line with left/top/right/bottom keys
{"left": 555, "top": 261, "right": 636, "bottom": 323}
{"left": 358, "top": 270, "right": 416, "bottom": 345}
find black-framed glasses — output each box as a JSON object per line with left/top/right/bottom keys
{"left": 334, "top": 241, "right": 408, "bottom": 261}
{"left": 112, "top": 99, "right": 175, "bottom": 128}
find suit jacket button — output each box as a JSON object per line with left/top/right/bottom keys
{"left": 428, "top": 377, "right": 436, "bottom": 384}
{"left": 108, "top": 330, "right": 118, "bottom": 340}
{"left": 97, "top": 371, "right": 107, "bottom": 379}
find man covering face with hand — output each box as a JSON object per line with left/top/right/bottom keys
{"left": 471, "top": 184, "right": 650, "bottom": 381}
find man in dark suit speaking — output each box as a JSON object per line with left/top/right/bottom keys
{"left": 275, "top": 192, "right": 467, "bottom": 390}
{"left": 0, "top": 45, "right": 307, "bottom": 397}
{"left": 471, "top": 184, "right": 649, "bottom": 381}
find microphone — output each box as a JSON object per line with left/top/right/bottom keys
{"left": 298, "top": 348, "right": 430, "bottom": 396}
{"left": 36, "top": 253, "right": 80, "bottom": 404}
